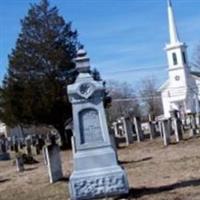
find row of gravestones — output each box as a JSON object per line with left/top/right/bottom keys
{"left": 15, "top": 48, "right": 200, "bottom": 199}
{"left": 182, "top": 113, "right": 200, "bottom": 133}
{"left": 0, "top": 131, "right": 62, "bottom": 185}
{"left": 13, "top": 111, "right": 199, "bottom": 183}
{"left": 5, "top": 136, "right": 45, "bottom": 156}
{"left": 112, "top": 110, "right": 200, "bottom": 147}
{"left": 13, "top": 136, "right": 46, "bottom": 172}
{"left": 15, "top": 134, "right": 63, "bottom": 185}
{"left": 112, "top": 116, "right": 144, "bottom": 146}
{"left": 13, "top": 49, "right": 200, "bottom": 199}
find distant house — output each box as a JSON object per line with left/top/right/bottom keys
{"left": 159, "top": 0, "right": 200, "bottom": 118}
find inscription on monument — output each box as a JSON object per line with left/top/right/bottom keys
{"left": 73, "top": 174, "right": 126, "bottom": 198}
{"left": 79, "top": 109, "right": 103, "bottom": 144}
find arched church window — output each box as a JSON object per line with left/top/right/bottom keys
{"left": 182, "top": 51, "right": 186, "bottom": 64}
{"left": 172, "top": 53, "right": 178, "bottom": 65}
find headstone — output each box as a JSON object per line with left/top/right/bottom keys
{"left": 32, "top": 145, "right": 40, "bottom": 155}
{"left": 68, "top": 49, "right": 129, "bottom": 200}
{"left": 109, "top": 129, "right": 118, "bottom": 161}
{"left": 25, "top": 137, "right": 32, "bottom": 155}
{"left": 42, "top": 146, "right": 47, "bottom": 165}
{"left": 148, "top": 121, "right": 156, "bottom": 140}
{"left": 121, "top": 116, "right": 133, "bottom": 146}
{"left": 34, "top": 138, "right": 40, "bottom": 155}
{"left": 133, "top": 117, "right": 144, "bottom": 142}
{"left": 19, "top": 140, "right": 24, "bottom": 149}
{"left": 0, "top": 137, "right": 10, "bottom": 160}
{"left": 38, "top": 136, "right": 45, "bottom": 150}
{"left": 112, "top": 122, "right": 119, "bottom": 137}
{"left": 195, "top": 113, "right": 200, "bottom": 128}
{"left": 161, "top": 119, "right": 171, "bottom": 146}
{"left": 111, "top": 122, "right": 120, "bottom": 148}
{"left": 189, "top": 114, "right": 197, "bottom": 137}
{"left": 45, "top": 135, "right": 63, "bottom": 183}
{"left": 13, "top": 139, "right": 19, "bottom": 153}
{"left": 170, "top": 110, "right": 183, "bottom": 142}
{"left": 117, "top": 121, "right": 124, "bottom": 137}
{"left": 172, "top": 118, "right": 183, "bottom": 142}
{"left": 10, "top": 143, "right": 14, "bottom": 151}
{"left": 16, "top": 156, "right": 24, "bottom": 172}
{"left": 158, "top": 121, "right": 163, "bottom": 138}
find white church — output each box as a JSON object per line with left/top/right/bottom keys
{"left": 160, "top": 0, "right": 200, "bottom": 118}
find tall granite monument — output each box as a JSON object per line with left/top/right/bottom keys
{"left": 68, "top": 48, "right": 129, "bottom": 200}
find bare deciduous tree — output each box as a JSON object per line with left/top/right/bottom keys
{"left": 106, "top": 80, "right": 140, "bottom": 123}
{"left": 139, "top": 77, "right": 163, "bottom": 119}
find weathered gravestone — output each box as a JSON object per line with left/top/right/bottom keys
{"left": 121, "top": 116, "right": 134, "bottom": 146}
{"left": 112, "top": 122, "right": 120, "bottom": 137}
{"left": 161, "top": 119, "right": 171, "bottom": 146}
{"left": 195, "top": 113, "right": 200, "bottom": 128}
{"left": 148, "top": 114, "right": 157, "bottom": 140}
{"left": 45, "top": 135, "right": 63, "bottom": 183}
{"left": 12, "top": 138, "right": 19, "bottom": 153}
{"left": 189, "top": 113, "right": 197, "bottom": 136}
{"left": 68, "top": 48, "right": 129, "bottom": 200}
{"left": 170, "top": 110, "right": 183, "bottom": 142}
{"left": 33, "top": 137, "right": 41, "bottom": 155}
{"left": 0, "top": 136, "right": 10, "bottom": 160}
{"left": 42, "top": 146, "right": 47, "bottom": 165}
{"left": 16, "top": 156, "right": 24, "bottom": 172}
{"left": 133, "top": 116, "right": 144, "bottom": 142}
{"left": 158, "top": 121, "right": 163, "bottom": 138}
{"left": 149, "top": 121, "right": 157, "bottom": 140}
{"left": 25, "top": 136, "right": 32, "bottom": 156}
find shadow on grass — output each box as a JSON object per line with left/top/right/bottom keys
{"left": 0, "top": 178, "right": 10, "bottom": 183}
{"left": 183, "top": 134, "right": 200, "bottom": 141}
{"left": 24, "top": 167, "right": 38, "bottom": 171}
{"left": 117, "top": 146, "right": 127, "bottom": 150}
{"left": 119, "top": 156, "right": 152, "bottom": 165}
{"left": 59, "top": 176, "right": 69, "bottom": 182}
{"left": 115, "top": 178, "right": 200, "bottom": 199}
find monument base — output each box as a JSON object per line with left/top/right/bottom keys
{"left": 69, "top": 165, "right": 129, "bottom": 200}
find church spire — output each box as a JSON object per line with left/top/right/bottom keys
{"left": 167, "top": 0, "right": 180, "bottom": 44}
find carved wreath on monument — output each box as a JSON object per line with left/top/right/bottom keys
{"left": 78, "top": 82, "right": 95, "bottom": 99}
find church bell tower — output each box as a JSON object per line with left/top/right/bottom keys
{"left": 166, "top": 0, "right": 189, "bottom": 94}
{"left": 165, "top": 0, "right": 198, "bottom": 114}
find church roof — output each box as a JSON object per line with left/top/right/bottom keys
{"left": 159, "top": 80, "right": 169, "bottom": 92}
{"left": 191, "top": 71, "right": 200, "bottom": 78}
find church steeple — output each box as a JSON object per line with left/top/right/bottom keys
{"left": 165, "top": 0, "right": 189, "bottom": 92}
{"left": 160, "top": 0, "right": 199, "bottom": 119}
{"left": 167, "top": 0, "right": 180, "bottom": 44}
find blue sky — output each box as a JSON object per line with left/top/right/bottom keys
{"left": 1, "top": 0, "right": 200, "bottom": 88}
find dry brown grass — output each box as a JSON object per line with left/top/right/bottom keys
{"left": 1, "top": 135, "right": 200, "bottom": 200}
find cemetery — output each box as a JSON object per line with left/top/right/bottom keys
{"left": 1, "top": 131, "right": 200, "bottom": 200}
{"left": 1, "top": 46, "right": 200, "bottom": 199}
{"left": 1, "top": 0, "right": 200, "bottom": 199}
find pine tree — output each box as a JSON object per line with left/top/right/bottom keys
{"left": 0, "top": 0, "right": 79, "bottom": 148}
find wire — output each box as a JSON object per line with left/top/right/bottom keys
{"left": 111, "top": 83, "right": 200, "bottom": 102}
{"left": 102, "top": 64, "right": 167, "bottom": 75}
